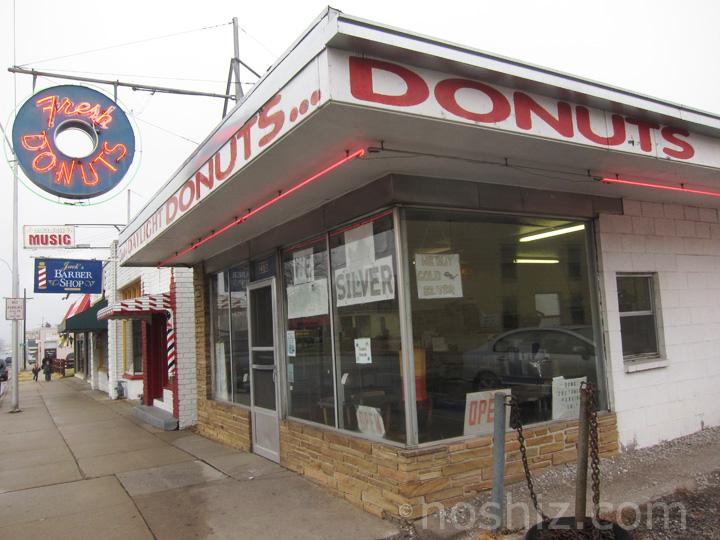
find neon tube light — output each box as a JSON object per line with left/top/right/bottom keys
{"left": 602, "top": 177, "right": 720, "bottom": 198}
{"left": 519, "top": 224, "right": 585, "bottom": 243}
{"left": 158, "top": 149, "right": 366, "bottom": 267}
{"left": 514, "top": 258, "right": 560, "bottom": 264}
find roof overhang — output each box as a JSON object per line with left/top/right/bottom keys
{"left": 118, "top": 8, "right": 720, "bottom": 268}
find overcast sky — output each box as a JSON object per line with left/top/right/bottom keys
{"left": 0, "top": 0, "right": 718, "bottom": 346}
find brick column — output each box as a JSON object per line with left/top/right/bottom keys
{"left": 174, "top": 267, "right": 197, "bottom": 429}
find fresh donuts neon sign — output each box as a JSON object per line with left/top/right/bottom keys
{"left": 12, "top": 85, "right": 135, "bottom": 199}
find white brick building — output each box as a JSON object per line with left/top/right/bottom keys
{"left": 598, "top": 200, "right": 720, "bottom": 449}
{"left": 89, "top": 241, "right": 197, "bottom": 429}
{"left": 105, "top": 7, "right": 720, "bottom": 516}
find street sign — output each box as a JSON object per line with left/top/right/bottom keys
{"left": 34, "top": 258, "right": 103, "bottom": 294}
{"left": 5, "top": 298, "right": 24, "bottom": 320}
{"left": 24, "top": 225, "right": 76, "bottom": 249}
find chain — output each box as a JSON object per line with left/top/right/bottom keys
{"left": 509, "top": 396, "right": 549, "bottom": 522}
{"left": 586, "top": 383, "right": 602, "bottom": 540}
{"left": 510, "top": 386, "right": 612, "bottom": 540}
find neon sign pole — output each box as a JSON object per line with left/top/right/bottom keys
{"left": 0, "top": 116, "right": 22, "bottom": 412}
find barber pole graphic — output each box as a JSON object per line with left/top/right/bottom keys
{"left": 37, "top": 261, "right": 47, "bottom": 289}
{"left": 96, "top": 291, "right": 177, "bottom": 379}
{"left": 166, "top": 311, "right": 176, "bottom": 378}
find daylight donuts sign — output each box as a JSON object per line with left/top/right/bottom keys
{"left": 12, "top": 85, "right": 135, "bottom": 199}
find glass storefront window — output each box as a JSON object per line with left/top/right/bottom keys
{"left": 282, "top": 238, "right": 334, "bottom": 426}
{"left": 404, "top": 209, "right": 600, "bottom": 443}
{"left": 211, "top": 271, "right": 232, "bottom": 401}
{"left": 210, "top": 267, "right": 251, "bottom": 404}
{"left": 230, "top": 266, "right": 251, "bottom": 405}
{"left": 330, "top": 213, "right": 406, "bottom": 443}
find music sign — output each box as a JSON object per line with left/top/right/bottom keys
{"left": 24, "top": 225, "right": 76, "bottom": 249}
{"left": 34, "top": 258, "right": 102, "bottom": 294}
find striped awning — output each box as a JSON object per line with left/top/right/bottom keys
{"left": 97, "top": 293, "right": 172, "bottom": 320}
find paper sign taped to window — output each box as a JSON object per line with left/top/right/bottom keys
{"left": 356, "top": 405, "right": 385, "bottom": 438}
{"left": 415, "top": 253, "right": 463, "bottom": 299}
{"left": 344, "top": 222, "right": 375, "bottom": 266}
{"left": 354, "top": 337, "right": 372, "bottom": 364}
{"left": 292, "top": 248, "right": 314, "bottom": 284}
{"left": 552, "top": 376, "right": 587, "bottom": 420}
{"left": 335, "top": 256, "right": 395, "bottom": 307}
{"left": 286, "top": 331, "right": 296, "bottom": 357}
{"left": 535, "top": 293, "right": 561, "bottom": 317}
{"left": 286, "top": 279, "right": 328, "bottom": 319}
{"left": 463, "top": 389, "right": 511, "bottom": 437}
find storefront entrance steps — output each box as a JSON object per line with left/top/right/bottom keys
{"left": 133, "top": 404, "right": 178, "bottom": 431}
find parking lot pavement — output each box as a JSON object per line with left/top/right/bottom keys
{"left": 0, "top": 377, "right": 398, "bottom": 539}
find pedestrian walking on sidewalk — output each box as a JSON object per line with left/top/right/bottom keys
{"left": 32, "top": 364, "right": 40, "bottom": 381}
{"left": 42, "top": 357, "right": 52, "bottom": 382}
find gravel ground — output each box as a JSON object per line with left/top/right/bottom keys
{"left": 630, "top": 469, "right": 720, "bottom": 540}
{"left": 378, "top": 425, "right": 720, "bottom": 539}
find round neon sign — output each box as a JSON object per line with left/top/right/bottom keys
{"left": 12, "top": 85, "right": 135, "bottom": 199}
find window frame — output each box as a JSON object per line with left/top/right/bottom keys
{"left": 616, "top": 272, "right": 662, "bottom": 361}
{"left": 205, "top": 204, "right": 609, "bottom": 448}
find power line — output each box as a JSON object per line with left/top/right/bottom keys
{"left": 238, "top": 25, "right": 278, "bottom": 58}
{"left": 134, "top": 116, "right": 199, "bottom": 145}
{"left": 17, "top": 21, "right": 232, "bottom": 67}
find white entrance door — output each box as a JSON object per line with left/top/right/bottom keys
{"left": 248, "top": 279, "right": 280, "bottom": 462}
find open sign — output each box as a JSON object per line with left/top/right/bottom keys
{"left": 463, "top": 389, "right": 511, "bottom": 437}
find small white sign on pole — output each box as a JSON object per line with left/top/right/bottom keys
{"left": 5, "top": 298, "right": 24, "bottom": 320}
{"left": 463, "top": 388, "right": 511, "bottom": 437}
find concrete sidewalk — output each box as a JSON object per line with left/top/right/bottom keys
{"left": 0, "top": 377, "right": 399, "bottom": 540}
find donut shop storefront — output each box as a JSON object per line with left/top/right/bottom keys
{"left": 116, "top": 10, "right": 720, "bottom": 517}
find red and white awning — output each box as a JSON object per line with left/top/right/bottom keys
{"left": 62, "top": 294, "right": 91, "bottom": 321}
{"left": 97, "top": 293, "right": 172, "bottom": 320}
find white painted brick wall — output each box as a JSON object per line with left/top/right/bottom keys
{"left": 598, "top": 199, "right": 720, "bottom": 449}
{"left": 174, "top": 267, "right": 197, "bottom": 429}
{"left": 102, "top": 242, "right": 197, "bottom": 427}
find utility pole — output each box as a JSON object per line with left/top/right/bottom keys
{"left": 232, "top": 17, "right": 243, "bottom": 102}
{"left": 10, "top": 158, "right": 20, "bottom": 413}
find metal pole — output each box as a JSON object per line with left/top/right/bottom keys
{"left": 8, "top": 67, "right": 236, "bottom": 101}
{"left": 10, "top": 159, "right": 20, "bottom": 412}
{"left": 22, "top": 288, "right": 26, "bottom": 371}
{"left": 232, "top": 17, "right": 243, "bottom": 101}
{"left": 491, "top": 392, "right": 507, "bottom": 531}
{"left": 575, "top": 387, "right": 590, "bottom": 529}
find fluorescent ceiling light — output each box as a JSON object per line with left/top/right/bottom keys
{"left": 514, "top": 258, "right": 560, "bottom": 264}
{"left": 519, "top": 224, "right": 585, "bottom": 243}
